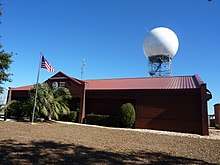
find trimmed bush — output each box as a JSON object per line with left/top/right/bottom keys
{"left": 86, "top": 113, "right": 119, "bottom": 127}
{"left": 59, "top": 111, "right": 77, "bottom": 122}
{"left": 108, "top": 116, "right": 120, "bottom": 127}
{"left": 86, "top": 114, "right": 109, "bottom": 126}
{"left": 6, "top": 100, "right": 25, "bottom": 118}
{"left": 119, "top": 103, "right": 136, "bottom": 128}
{"left": 69, "top": 111, "right": 77, "bottom": 122}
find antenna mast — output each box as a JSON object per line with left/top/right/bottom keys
{"left": 81, "top": 59, "right": 86, "bottom": 80}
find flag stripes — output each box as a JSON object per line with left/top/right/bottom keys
{"left": 41, "top": 55, "right": 55, "bottom": 72}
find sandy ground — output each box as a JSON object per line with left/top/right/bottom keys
{"left": 0, "top": 121, "right": 220, "bottom": 164}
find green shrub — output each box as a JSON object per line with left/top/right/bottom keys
{"left": 21, "top": 100, "right": 36, "bottom": 118}
{"left": 6, "top": 100, "right": 25, "bottom": 118}
{"left": 119, "top": 103, "right": 136, "bottom": 128}
{"left": 69, "top": 111, "right": 77, "bottom": 122}
{"left": 86, "top": 113, "right": 109, "bottom": 126}
{"left": 86, "top": 113, "right": 119, "bottom": 127}
{"left": 59, "top": 111, "right": 77, "bottom": 122}
{"left": 108, "top": 116, "right": 120, "bottom": 127}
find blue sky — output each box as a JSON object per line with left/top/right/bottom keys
{"left": 1, "top": 0, "right": 220, "bottom": 114}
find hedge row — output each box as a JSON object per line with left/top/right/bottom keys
{"left": 86, "top": 114, "right": 119, "bottom": 127}
{"left": 86, "top": 102, "right": 136, "bottom": 128}
{"left": 59, "top": 111, "right": 77, "bottom": 122}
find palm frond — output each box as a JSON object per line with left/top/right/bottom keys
{"left": 28, "top": 82, "right": 72, "bottom": 120}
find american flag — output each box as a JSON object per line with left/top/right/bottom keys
{"left": 41, "top": 55, "right": 55, "bottom": 72}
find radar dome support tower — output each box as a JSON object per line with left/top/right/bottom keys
{"left": 143, "top": 27, "right": 179, "bottom": 77}
{"left": 148, "top": 55, "right": 172, "bottom": 77}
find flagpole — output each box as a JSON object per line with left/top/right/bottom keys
{"left": 31, "top": 53, "right": 43, "bottom": 123}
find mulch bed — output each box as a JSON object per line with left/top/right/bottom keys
{"left": 0, "top": 121, "right": 220, "bottom": 164}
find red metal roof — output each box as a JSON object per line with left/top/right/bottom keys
{"left": 85, "top": 75, "right": 203, "bottom": 90}
{"left": 9, "top": 74, "right": 204, "bottom": 91}
{"left": 9, "top": 84, "right": 35, "bottom": 91}
{"left": 49, "top": 71, "right": 84, "bottom": 85}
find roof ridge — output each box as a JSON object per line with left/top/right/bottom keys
{"left": 84, "top": 75, "right": 194, "bottom": 81}
{"left": 85, "top": 77, "right": 148, "bottom": 81}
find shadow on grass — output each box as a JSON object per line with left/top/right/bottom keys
{"left": 0, "top": 139, "right": 215, "bottom": 165}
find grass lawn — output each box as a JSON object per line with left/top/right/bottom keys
{"left": 0, "top": 121, "right": 220, "bottom": 164}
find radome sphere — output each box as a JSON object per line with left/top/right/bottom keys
{"left": 143, "top": 27, "right": 179, "bottom": 58}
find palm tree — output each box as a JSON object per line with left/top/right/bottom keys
{"left": 30, "top": 83, "right": 72, "bottom": 120}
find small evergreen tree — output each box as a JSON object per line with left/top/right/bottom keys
{"left": 119, "top": 103, "right": 136, "bottom": 128}
{"left": 0, "top": 51, "right": 13, "bottom": 93}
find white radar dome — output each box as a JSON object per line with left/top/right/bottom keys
{"left": 143, "top": 27, "right": 179, "bottom": 58}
